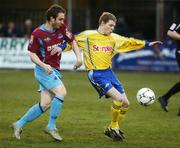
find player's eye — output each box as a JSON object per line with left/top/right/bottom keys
{"left": 59, "top": 18, "right": 64, "bottom": 22}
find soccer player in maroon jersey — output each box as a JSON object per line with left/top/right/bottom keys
{"left": 11, "top": 4, "right": 82, "bottom": 141}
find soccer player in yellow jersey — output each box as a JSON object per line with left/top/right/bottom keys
{"left": 50, "top": 12, "right": 162, "bottom": 141}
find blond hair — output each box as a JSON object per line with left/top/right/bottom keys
{"left": 98, "top": 12, "right": 117, "bottom": 25}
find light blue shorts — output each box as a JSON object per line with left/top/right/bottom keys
{"left": 88, "top": 68, "right": 125, "bottom": 98}
{"left": 34, "top": 65, "right": 62, "bottom": 92}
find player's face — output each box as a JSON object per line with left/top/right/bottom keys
{"left": 103, "top": 20, "right": 116, "bottom": 35}
{"left": 53, "top": 12, "right": 65, "bottom": 29}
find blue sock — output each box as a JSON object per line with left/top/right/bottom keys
{"left": 47, "top": 96, "right": 64, "bottom": 130}
{"left": 16, "top": 103, "right": 46, "bottom": 128}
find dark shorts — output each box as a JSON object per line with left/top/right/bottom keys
{"left": 88, "top": 68, "right": 125, "bottom": 98}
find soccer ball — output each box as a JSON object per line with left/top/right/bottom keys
{"left": 136, "top": 88, "right": 155, "bottom": 106}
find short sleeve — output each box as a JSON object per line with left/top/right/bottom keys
{"left": 64, "top": 28, "right": 74, "bottom": 43}
{"left": 28, "top": 32, "right": 40, "bottom": 53}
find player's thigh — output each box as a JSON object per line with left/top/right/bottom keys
{"left": 50, "top": 83, "right": 67, "bottom": 97}
{"left": 106, "top": 87, "right": 129, "bottom": 106}
{"left": 88, "top": 70, "right": 114, "bottom": 98}
{"left": 40, "top": 90, "right": 53, "bottom": 109}
{"left": 34, "top": 66, "right": 62, "bottom": 91}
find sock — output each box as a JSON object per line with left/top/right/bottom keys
{"left": 162, "top": 82, "right": 180, "bottom": 101}
{"left": 118, "top": 107, "right": 129, "bottom": 127}
{"left": 16, "top": 103, "right": 46, "bottom": 128}
{"left": 47, "top": 96, "right": 64, "bottom": 130}
{"left": 109, "top": 100, "right": 123, "bottom": 129}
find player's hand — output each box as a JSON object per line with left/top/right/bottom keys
{"left": 49, "top": 46, "right": 62, "bottom": 56}
{"left": 149, "top": 41, "right": 163, "bottom": 46}
{"left": 43, "top": 64, "right": 52, "bottom": 74}
{"left": 73, "top": 59, "right": 82, "bottom": 70}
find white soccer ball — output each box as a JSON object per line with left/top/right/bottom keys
{"left": 136, "top": 88, "right": 155, "bottom": 106}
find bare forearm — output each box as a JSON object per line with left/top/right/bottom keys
{"left": 72, "top": 40, "right": 82, "bottom": 61}
{"left": 29, "top": 52, "right": 46, "bottom": 68}
{"left": 71, "top": 40, "right": 82, "bottom": 70}
{"left": 167, "top": 30, "right": 180, "bottom": 41}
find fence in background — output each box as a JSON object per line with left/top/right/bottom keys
{"left": 0, "top": 37, "right": 178, "bottom": 72}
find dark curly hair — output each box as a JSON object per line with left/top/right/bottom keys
{"left": 45, "top": 4, "right": 66, "bottom": 21}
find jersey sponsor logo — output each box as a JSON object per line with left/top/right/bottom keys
{"left": 58, "top": 33, "right": 63, "bottom": 39}
{"left": 47, "top": 43, "right": 62, "bottom": 51}
{"left": 93, "top": 45, "right": 113, "bottom": 52}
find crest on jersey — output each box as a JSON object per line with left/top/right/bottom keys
{"left": 65, "top": 30, "right": 72, "bottom": 39}
{"left": 58, "top": 33, "right": 63, "bottom": 39}
{"left": 44, "top": 37, "right": 51, "bottom": 43}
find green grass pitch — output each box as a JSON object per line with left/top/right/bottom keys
{"left": 0, "top": 70, "right": 180, "bottom": 148}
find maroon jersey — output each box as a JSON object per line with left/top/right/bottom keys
{"left": 28, "top": 24, "right": 74, "bottom": 70}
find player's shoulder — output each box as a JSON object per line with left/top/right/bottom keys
{"left": 111, "top": 33, "right": 124, "bottom": 40}
{"left": 169, "top": 18, "right": 179, "bottom": 27}
{"left": 31, "top": 25, "right": 43, "bottom": 36}
{"left": 79, "top": 30, "right": 98, "bottom": 36}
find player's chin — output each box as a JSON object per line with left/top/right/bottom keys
{"left": 107, "top": 32, "right": 112, "bottom": 35}
{"left": 56, "top": 24, "right": 62, "bottom": 29}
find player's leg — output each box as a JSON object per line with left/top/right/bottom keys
{"left": 159, "top": 51, "right": 180, "bottom": 112}
{"left": 34, "top": 67, "right": 65, "bottom": 141}
{"left": 108, "top": 72, "right": 129, "bottom": 132}
{"left": 104, "top": 87, "right": 129, "bottom": 140}
{"left": 11, "top": 91, "right": 51, "bottom": 140}
{"left": 47, "top": 83, "right": 66, "bottom": 130}
{"left": 107, "top": 88, "right": 129, "bottom": 128}
{"left": 88, "top": 69, "right": 127, "bottom": 140}
{"left": 158, "top": 82, "right": 180, "bottom": 112}
{"left": 45, "top": 83, "right": 66, "bottom": 141}
{"left": 116, "top": 94, "right": 129, "bottom": 135}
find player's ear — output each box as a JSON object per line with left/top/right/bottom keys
{"left": 50, "top": 16, "right": 55, "bottom": 22}
{"left": 101, "top": 21, "right": 106, "bottom": 26}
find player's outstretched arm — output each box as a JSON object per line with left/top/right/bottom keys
{"left": 71, "top": 40, "right": 82, "bottom": 70}
{"left": 148, "top": 41, "right": 163, "bottom": 46}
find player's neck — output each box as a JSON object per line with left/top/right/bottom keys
{"left": 44, "top": 22, "right": 54, "bottom": 32}
{"left": 97, "top": 26, "right": 109, "bottom": 36}
{"left": 97, "top": 27, "right": 106, "bottom": 35}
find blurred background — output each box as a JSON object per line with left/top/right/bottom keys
{"left": 0, "top": 1, "right": 180, "bottom": 147}
{"left": 0, "top": 0, "right": 179, "bottom": 71}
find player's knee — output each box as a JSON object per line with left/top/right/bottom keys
{"left": 55, "top": 88, "right": 67, "bottom": 97}
{"left": 40, "top": 102, "right": 50, "bottom": 110}
{"left": 112, "top": 100, "right": 123, "bottom": 109}
{"left": 122, "top": 99, "right": 130, "bottom": 108}
{"left": 59, "top": 89, "right": 67, "bottom": 97}
{"left": 63, "top": 88, "right": 67, "bottom": 97}
{"left": 115, "top": 97, "right": 129, "bottom": 106}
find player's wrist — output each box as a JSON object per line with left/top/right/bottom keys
{"left": 145, "top": 41, "right": 150, "bottom": 47}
